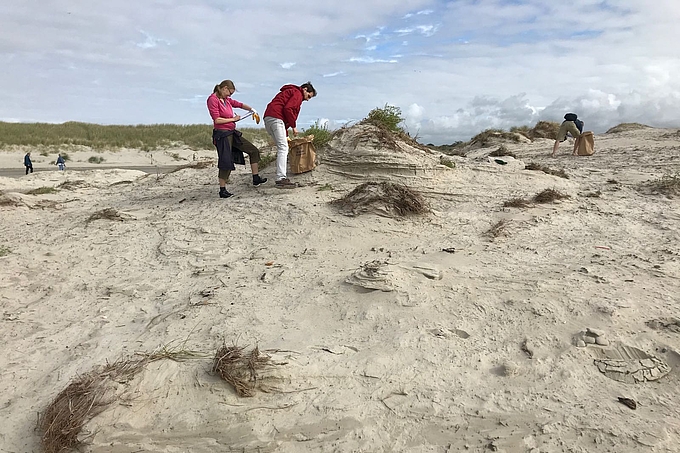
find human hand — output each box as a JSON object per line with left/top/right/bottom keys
{"left": 292, "top": 127, "right": 299, "bottom": 136}
{"left": 233, "top": 115, "right": 241, "bottom": 122}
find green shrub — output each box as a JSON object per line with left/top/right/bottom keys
{"left": 302, "top": 121, "right": 333, "bottom": 148}
{"left": 440, "top": 156, "right": 456, "bottom": 168}
{"left": 61, "top": 152, "right": 71, "bottom": 161}
{"left": 364, "top": 104, "right": 405, "bottom": 133}
{"left": 258, "top": 152, "right": 276, "bottom": 169}
{"left": 88, "top": 156, "right": 105, "bottom": 164}
{"left": 0, "top": 245, "right": 10, "bottom": 257}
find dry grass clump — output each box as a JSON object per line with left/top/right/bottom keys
{"left": 486, "top": 219, "right": 510, "bottom": 240}
{"left": 503, "top": 189, "right": 570, "bottom": 207}
{"left": 503, "top": 197, "right": 531, "bottom": 208}
{"left": 26, "top": 186, "right": 58, "bottom": 195}
{"left": 168, "top": 159, "right": 215, "bottom": 174}
{"left": 39, "top": 343, "right": 204, "bottom": 453}
{"left": 525, "top": 162, "right": 569, "bottom": 179}
{"left": 57, "top": 180, "right": 89, "bottom": 190}
{"left": 488, "top": 145, "right": 517, "bottom": 158}
{"left": 606, "top": 123, "right": 651, "bottom": 134}
{"left": 332, "top": 181, "right": 430, "bottom": 217}
{"left": 0, "top": 245, "right": 10, "bottom": 257}
{"left": 533, "top": 188, "right": 570, "bottom": 204}
{"left": 639, "top": 174, "right": 680, "bottom": 197}
{"left": 38, "top": 359, "right": 146, "bottom": 453}
{"left": 86, "top": 208, "right": 126, "bottom": 224}
{"left": 212, "top": 344, "right": 279, "bottom": 397}
{"left": 509, "top": 125, "right": 532, "bottom": 139}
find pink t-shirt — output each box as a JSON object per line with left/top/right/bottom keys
{"left": 207, "top": 93, "right": 244, "bottom": 131}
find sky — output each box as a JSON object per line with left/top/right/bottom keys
{"left": 2, "top": 0, "right": 680, "bottom": 144}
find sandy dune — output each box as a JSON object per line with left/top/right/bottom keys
{"left": 1, "top": 125, "right": 679, "bottom": 452}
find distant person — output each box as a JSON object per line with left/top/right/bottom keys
{"left": 207, "top": 79, "right": 267, "bottom": 199}
{"left": 56, "top": 154, "right": 66, "bottom": 171}
{"left": 263, "top": 81, "right": 317, "bottom": 188}
{"left": 24, "top": 152, "right": 33, "bottom": 174}
{"left": 552, "top": 113, "right": 584, "bottom": 157}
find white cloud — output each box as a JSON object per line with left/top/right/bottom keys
{"left": 348, "top": 56, "right": 399, "bottom": 64}
{"left": 135, "top": 31, "right": 171, "bottom": 49}
{"left": 2, "top": 1, "right": 680, "bottom": 144}
{"left": 395, "top": 24, "right": 439, "bottom": 37}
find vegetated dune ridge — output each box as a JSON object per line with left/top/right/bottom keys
{"left": 1, "top": 124, "right": 679, "bottom": 452}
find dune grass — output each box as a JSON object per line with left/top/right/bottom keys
{"left": 503, "top": 197, "right": 532, "bottom": 208}
{"left": 642, "top": 173, "right": 680, "bottom": 197}
{"left": 488, "top": 145, "right": 517, "bottom": 158}
{"left": 486, "top": 219, "right": 510, "bottom": 240}
{"left": 525, "top": 162, "right": 569, "bottom": 179}
{"left": 26, "top": 187, "right": 58, "bottom": 195}
{"left": 0, "top": 121, "right": 270, "bottom": 151}
{"left": 440, "top": 156, "right": 456, "bottom": 168}
{"left": 0, "top": 245, "right": 10, "bottom": 257}
{"left": 606, "top": 123, "right": 651, "bottom": 134}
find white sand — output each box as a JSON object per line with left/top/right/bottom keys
{"left": 0, "top": 146, "right": 217, "bottom": 171}
{"left": 1, "top": 126, "right": 679, "bottom": 452}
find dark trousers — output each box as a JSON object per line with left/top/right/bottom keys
{"left": 217, "top": 135, "right": 261, "bottom": 180}
{"left": 25, "top": 165, "right": 33, "bottom": 175}
{"left": 227, "top": 135, "right": 261, "bottom": 164}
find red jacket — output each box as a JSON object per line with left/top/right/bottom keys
{"left": 264, "top": 84, "right": 303, "bottom": 129}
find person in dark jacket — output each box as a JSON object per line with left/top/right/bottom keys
{"left": 552, "top": 113, "right": 584, "bottom": 157}
{"left": 24, "top": 152, "right": 33, "bottom": 175}
{"left": 207, "top": 79, "right": 267, "bottom": 198}
{"left": 263, "top": 82, "right": 316, "bottom": 188}
{"left": 56, "top": 154, "right": 66, "bottom": 171}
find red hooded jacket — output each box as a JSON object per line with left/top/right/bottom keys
{"left": 264, "top": 84, "right": 304, "bottom": 129}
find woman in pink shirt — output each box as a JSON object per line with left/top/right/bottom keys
{"left": 207, "top": 79, "right": 267, "bottom": 198}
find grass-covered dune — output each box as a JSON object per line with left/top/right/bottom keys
{"left": 0, "top": 121, "right": 270, "bottom": 151}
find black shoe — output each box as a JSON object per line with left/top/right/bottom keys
{"left": 219, "top": 189, "right": 233, "bottom": 198}
{"left": 253, "top": 174, "right": 268, "bottom": 187}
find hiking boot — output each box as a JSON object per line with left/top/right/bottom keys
{"left": 275, "top": 178, "right": 296, "bottom": 189}
{"left": 253, "top": 174, "right": 268, "bottom": 187}
{"left": 219, "top": 188, "right": 233, "bottom": 198}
